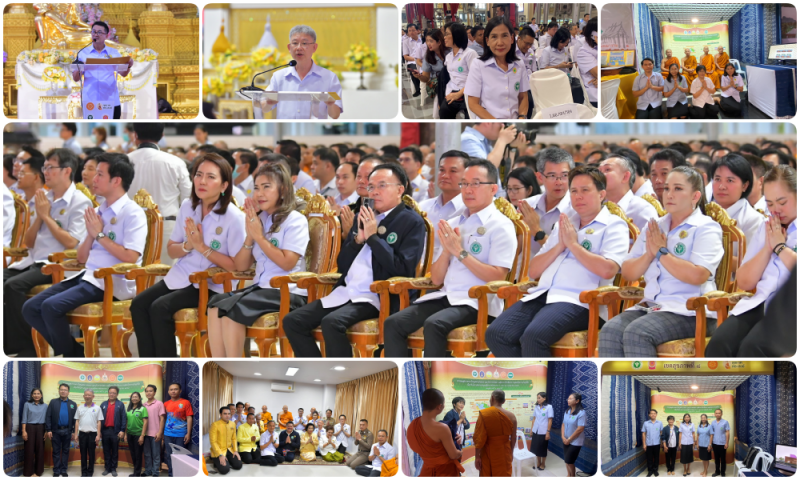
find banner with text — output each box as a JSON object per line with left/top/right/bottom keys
{"left": 603, "top": 361, "right": 773, "bottom": 376}
{"left": 661, "top": 22, "right": 730, "bottom": 58}
{"left": 41, "top": 361, "right": 164, "bottom": 407}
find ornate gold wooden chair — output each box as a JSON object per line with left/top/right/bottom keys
{"left": 75, "top": 183, "right": 100, "bottom": 208}
{"left": 32, "top": 189, "right": 163, "bottom": 358}
{"left": 3, "top": 191, "right": 31, "bottom": 268}
{"left": 641, "top": 194, "right": 667, "bottom": 217}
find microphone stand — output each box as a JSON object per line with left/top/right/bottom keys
{"left": 238, "top": 60, "right": 297, "bottom": 99}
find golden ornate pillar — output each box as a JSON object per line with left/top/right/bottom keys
{"left": 173, "top": 17, "right": 199, "bottom": 65}
{"left": 171, "top": 64, "right": 200, "bottom": 116}
{"left": 138, "top": 4, "right": 175, "bottom": 66}
{"left": 3, "top": 4, "right": 36, "bottom": 67}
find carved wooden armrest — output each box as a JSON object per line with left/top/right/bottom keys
{"left": 707, "top": 291, "right": 754, "bottom": 311}
{"left": 469, "top": 280, "right": 513, "bottom": 298}
{"left": 95, "top": 263, "right": 141, "bottom": 279}
{"left": 213, "top": 269, "right": 256, "bottom": 285}
{"left": 189, "top": 267, "right": 227, "bottom": 285}
{"left": 686, "top": 290, "right": 728, "bottom": 312}
{"left": 4, "top": 247, "right": 29, "bottom": 257}
{"left": 596, "top": 285, "right": 644, "bottom": 305}
{"left": 296, "top": 272, "right": 342, "bottom": 289}
{"left": 497, "top": 280, "right": 537, "bottom": 300}
{"left": 48, "top": 250, "right": 77, "bottom": 263}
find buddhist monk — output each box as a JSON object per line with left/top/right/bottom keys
{"left": 406, "top": 388, "right": 464, "bottom": 476}
{"left": 682, "top": 48, "right": 698, "bottom": 84}
{"left": 278, "top": 405, "right": 293, "bottom": 431}
{"left": 473, "top": 390, "right": 517, "bottom": 477}
{"left": 660, "top": 49, "right": 680, "bottom": 79}
{"left": 715, "top": 46, "right": 730, "bottom": 80}
{"left": 700, "top": 46, "right": 720, "bottom": 89}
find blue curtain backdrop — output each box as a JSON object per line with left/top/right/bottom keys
{"left": 730, "top": 4, "right": 768, "bottom": 66}
{"left": 547, "top": 361, "right": 598, "bottom": 475}
{"left": 403, "top": 361, "right": 427, "bottom": 477}
{"left": 775, "top": 362, "right": 797, "bottom": 448}
{"left": 735, "top": 373, "right": 777, "bottom": 457}
{"left": 3, "top": 361, "right": 42, "bottom": 477}
{"left": 634, "top": 3, "right": 663, "bottom": 73}
{"left": 163, "top": 360, "right": 200, "bottom": 449}
{"left": 602, "top": 376, "right": 650, "bottom": 477}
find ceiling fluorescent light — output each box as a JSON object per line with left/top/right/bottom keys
{"left": 286, "top": 367, "right": 299, "bottom": 376}
{"left": 254, "top": 373, "right": 262, "bottom": 376}
{"left": 333, "top": 366, "right": 346, "bottom": 371}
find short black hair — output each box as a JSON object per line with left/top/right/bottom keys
{"left": 547, "top": 22, "right": 558, "bottom": 30}
{"left": 168, "top": 382, "right": 182, "bottom": 391}
{"left": 338, "top": 161, "right": 357, "bottom": 177}
{"left": 338, "top": 414, "right": 346, "bottom": 419}
{"left": 465, "top": 158, "right": 499, "bottom": 184}
{"left": 667, "top": 142, "right": 692, "bottom": 158}
{"left": 108, "top": 386, "right": 119, "bottom": 393}
{"left": 481, "top": 17, "right": 519, "bottom": 64}
{"left": 95, "top": 153, "right": 134, "bottom": 191}
{"left": 46, "top": 148, "right": 79, "bottom": 181}
{"left": 345, "top": 148, "right": 366, "bottom": 162}
{"left": 667, "top": 415, "right": 675, "bottom": 422}
{"left": 446, "top": 22, "right": 469, "bottom": 50}
{"left": 569, "top": 164, "right": 606, "bottom": 192}
{"left": 713, "top": 153, "right": 754, "bottom": 199}
{"left": 145, "top": 384, "right": 157, "bottom": 393}
{"left": 313, "top": 147, "right": 340, "bottom": 170}
{"left": 22, "top": 153, "right": 45, "bottom": 184}
{"left": 584, "top": 150, "right": 608, "bottom": 164}
{"left": 236, "top": 402, "right": 244, "bottom": 408}
{"left": 739, "top": 144, "right": 762, "bottom": 157}
{"left": 133, "top": 123, "right": 164, "bottom": 143}
{"left": 277, "top": 140, "right": 301, "bottom": 162}
{"left": 470, "top": 25, "right": 484, "bottom": 38}
{"left": 3, "top": 154, "right": 16, "bottom": 180}
{"left": 696, "top": 64, "right": 707, "bottom": 74}
{"left": 649, "top": 409, "right": 658, "bottom": 414}
{"left": 360, "top": 419, "right": 369, "bottom": 424}
{"left": 513, "top": 155, "right": 537, "bottom": 170}
{"left": 519, "top": 26, "right": 535, "bottom": 39}
{"left": 380, "top": 144, "right": 401, "bottom": 158}
{"left": 220, "top": 406, "right": 230, "bottom": 414}
{"left": 742, "top": 154, "right": 769, "bottom": 179}
{"left": 641, "top": 57, "right": 654, "bottom": 66}
{"left": 59, "top": 383, "right": 70, "bottom": 391}
{"left": 91, "top": 21, "right": 109, "bottom": 34}
{"left": 550, "top": 27, "right": 571, "bottom": 50}
{"left": 649, "top": 148, "right": 686, "bottom": 169}
{"left": 236, "top": 150, "right": 258, "bottom": 175}
{"left": 452, "top": 396, "right": 465, "bottom": 407}
{"left": 422, "top": 388, "right": 445, "bottom": 411}
{"left": 261, "top": 153, "right": 300, "bottom": 177}
{"left": 761, "top": 148, "right": 794, "bottom": 166}
{"left": 61, "top": 123, "right": 77, "bottom": 136}
{"left": 399, "top": 146, "right": 423, "bottom": 164}
{"left": 370, "top": 163, "right": 410, "bottom": 196}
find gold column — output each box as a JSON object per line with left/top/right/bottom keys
{"left": 171, "top": 64, "right": 200, "bottom": 116}
{"left": 138, "top": 5, "right": 175, "bottom": 66}
{"left": 3, "top": 4, "right": 36, "bottom": 67}
{"left": 173, "top": 17, "right": 199, "bottom": 65}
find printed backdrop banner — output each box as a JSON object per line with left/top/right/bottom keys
{"left": 41, "top": 361, "right": 164, "bottom": 407}
{"left": 603, "top": 360, "right": 773, "bottom": 376}
{"left": 431, "top": 361, "right": 547, "bottom": 460}
{"left": 661, "top": 22, "right": 730, "bottom": 57}
{"left": 601, "top": 3, "right": 636, "bottom": 50}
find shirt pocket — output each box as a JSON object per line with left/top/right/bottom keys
{"left": 466, "top": 234, "right": 490, "bottom": 262}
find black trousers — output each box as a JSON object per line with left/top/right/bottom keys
{"left": 259, "top": 454, "right": 285, "bottom": 466}
{"left": 101, "top": 426, "right": 120, "bottom": 472}
{"left": 240, "top": 448, "right": 261, "bottom": 464}
{"left": 131, "top": 281, "right": 213, "bottom": 357}
{"left": 526, "top": 91, "right": 534, "bottom": 119}
{"left": 713, "top": 444, "right": 726, "bottom": 475}
{"left": 636, "top": 105, "right": 662, "bottom": 119}
{"left": 52, "top": 427, "right": 72, "bottom": 475}
{"left": 705, "top": 303, "right": 764, "bottom": 357}
{"left": 113, "top": 105, "right": 121, "bottom": 119}
{"left": 128, "top": 433, "right": 144, "bottom": 475}
{"left": 645, "top": 445, "right": 660, "bottom": 474}
{"left": 79, "top": 431, "right": 97, "bottom": 476}
{"left": 212, "top": 450, "right": 243, "bottom": 475}
{"left": 689, "top": 104, "right": 720, "bottom": 119}
{"left": 383, "top": 297, "right": 480, "bottom": 357}
{"left": 23, "top": 423, "right": 45, "bottom": 477}
{"left": 438, "top": 95, "right": 467, "bottom": 119}
{"left": 356, "top": 465, "right": 381, "bottom": 476}
{"left": 667, "top": 102, "right": 689, "bottom": 119}
{"left": 718, "top": 96, "right": 742, "bottom": 117}
{"left": 283, "top": 299, "right": 379, "bottom": 357}
{"left": 410, "top": 73, "right": 421, "bottom": 94}
{"left": 665, "top": 446, "right": 677, "bottom": 472}
{"left": 3, "top": 264, "right": 51, "bottom": 355}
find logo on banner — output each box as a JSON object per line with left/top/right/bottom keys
{"left": 103, "top": 115, "right": 109, "bottom": 119}
{"left": 649, "top": 361, "right": 656, "bottom": 370}
{"left": 86, "top": 102, "right": 95, "bottom": 111}
{"left": 632, "top": 361, "right": 642, "bottom": 369}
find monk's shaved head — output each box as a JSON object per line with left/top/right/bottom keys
{"left": 491, "top": 390, "right": 506, "bottom": 404}
{"left": 422, "top": 388, "right": 445, "bottom": 411}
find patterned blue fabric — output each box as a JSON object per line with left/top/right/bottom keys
{"left": 3, "top": 436, "right": 24, "bottom": 477}
{"left": 776, "top": 362, "right": 796, "bottom": 448}
{"left": 3, "top": 362, "right": 41, "bottom": 477}
{"left": 602, "top": 375, "right": 650, "bottom": 477}
{"left": 736, "top": 374, "right": 776, "bottom": 456}
{"left": 634, "top": 379, "right": 651, "bottom": 448}
{"left": 163, "top": 361, "right": 200, "bottom": 448}
{"left": 547, "top": 361, "right": 598, "bottom": 474}
{"left": 730, "top": 4, "right": 767, "bottom": 66}
{"left": 607, "top": 375, "right": 636, "bottom": 460}
{"left": 634, "top": 3, "right": 663, "bottom": 72}
{"left": 402, "top": 361, "right": 426, "bottom": 477}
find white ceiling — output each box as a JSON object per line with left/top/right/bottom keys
{"left": 633, "top": 375, "right": 750, "bottom": 394}
{"left": 214, "top": 360, "right": 397, "bottom": 385}
{"left": 646, "top": 4, "right": 746, "bottom": 24}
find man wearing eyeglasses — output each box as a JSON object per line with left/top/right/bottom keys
{"left": 71, "top": 22, "right": 133, "bottom": 120}
{"left": 263, "top": 25, "right": 343, "bottom": 119}
{"left": 284, "top": 163, "right": 426, "bottom": 357}
{"left": 383, "top": 159, "right": 518, "bottom": 357}
{"left": 4, "top": 149, "right": 93, "bottom": 357}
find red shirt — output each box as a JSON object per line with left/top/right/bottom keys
{"left": 105, "top": 401, "right": 115, "bottom": 427}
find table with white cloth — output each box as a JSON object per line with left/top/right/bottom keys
{"left": 744, "top": 64, "right": 797, "bottom": 118}
{"left": 15, "top": 60, "right": 159, "bottom": 119}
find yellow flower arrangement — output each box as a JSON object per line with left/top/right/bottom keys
{"left": 118, "top": 48, "right": 158, "bottom": 63}
{"left": 42, "top": 66, "right": 67, "bottom": 83}
{"left": 220, "top": 60, "right": 252, "bottom": 83}
{"left": 17, "top": 49, "right": 76, "bottom": 65}
{"left": 344, "top": 42, "right": 379, "bottom": 72}
{"left": 209, "top": 46, "right": 237, "bottom": 68}
{"left": 203, "top": 77, "right": 226, "bottom": 97}
{"left": 251, "top": 46, "right": 282, "bottom": 69}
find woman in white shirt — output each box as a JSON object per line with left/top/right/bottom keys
{"left": 530, "top": 392, "right": 554, "bottom": 470}
{"left": 207, "top": 163, "right": 310, "bottom": 357}
{"left": 663, "top": 63, "right": 690, "bottom": 119}
{"left": 706, "top": 165, "right": 796, "bottom": 357}
{"left": 540, "top": 28, "right": 573, "bottom": 75}
{"left": 439, "top": 23, "right": 479, "bottom": 119}
{"left": 576, "top": 18, "right": 598, "bottom": 108}
{"left": 709, "top": 153, "right": 765, "bottom": 246}
{"left": 320, "top": 426, "right": 343, "bottom": 462}
{"left": 717, "top": 64, "right": 745, "bottom": 117}
{"left": 598, "top": 166, "right": 724, "bottom": 357}
{"left": 689, "top": 65, "right": 720, "bottom": 119}
{"left": 679, "top": 414, "right": 696, "bottom": 476}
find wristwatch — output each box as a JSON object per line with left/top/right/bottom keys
{"left": 458, "top": 250, "right": 469, "bottom": 262}
{"left": 534, "top": 230, "right": 546, "bottom": 242}
{"left": 656, "top": 247, "right": 669, "bottom": 261}
{"left": 95, "top": 232, "right": 106, "bottom": 242}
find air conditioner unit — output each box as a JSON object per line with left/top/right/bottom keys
{"left": 271, "top": 382, "right": 294, "bottom": 393}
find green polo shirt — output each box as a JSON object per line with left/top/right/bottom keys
{"left": 126, "top": 406, "right": 149, "bottom": 436}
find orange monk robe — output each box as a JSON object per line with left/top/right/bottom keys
{"left": 260, "top": 412, "right": 272, "bottom": 433}
{"left": 661, "top": 57, "right": 680, "bottom": 79}
{"left": 279, "top": 412, "right": 293, "bottom": 428}
{"left": 683, "top": 56, "right": 698, "bottom": 84}
{"left": 701, "top": 54, "right": 720, "bottom": 89}
{"left": 406, "top": 417, "right": 465, "bottom": 476}
{"left": 715, "top": 52, "right": 729, "bottom": 77}
{"left": 473, "top": 407, "right": 514, "bottom": 477}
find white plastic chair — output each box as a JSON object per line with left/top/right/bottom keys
{"left": 601, "top": 77, "right": 621, "bottom": 119}
{"left": 533, "top": 103, "right": 596, "bottom": 119}
{"left": 465, "top": 96, "right": 477, "bottom": 119}
{"left": 730, "top": 58, "right": 746, "bottom": 82}
{"left": 529, "top": 69, "right": 573, "bottom": 116}
{"left": 571, "top": 54, "right": 596, "bottom": 113}
{"left": 512, "top": 430, "right": 537, "bottom": 477}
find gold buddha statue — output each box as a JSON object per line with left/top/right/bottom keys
{"left": 33, "top": 3, "right": 135, "bottom": 50}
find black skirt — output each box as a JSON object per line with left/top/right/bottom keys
{"left": 564, "top": 444, "right": 582, "bottom": 464}
{"left": 680, "top": 445, "right": 695, "bottom": 464}
{"left": 207, "top": 285, "right": 307, "bottom": 327}
{"left": 699, "top": 446, "right": 712, "bottom": 461}
{"left": 530, "top": 433, "right": 548, "bottom": 457}
{"left": 667, "top": 102, "right": 689, "bottom": 118}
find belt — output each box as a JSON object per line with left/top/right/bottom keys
{"left": 164, "top": 216, "right": 177, "bottom": 221}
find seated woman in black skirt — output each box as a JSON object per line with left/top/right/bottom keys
{"left": 697, "top": 414, "right": 713, "bottom": 477}
{"left": 131, "top": 152, "right": 246, "bottom": 357}
{"left": 530, "top": 392, "right": 553, "bottom": 471}
{"left": 207, "top": 163, "right": 310, "bottom": 357}
{"left": 679, "top": 414, "right": 696, "bottom": 476}
{"left": 664, "top": 63, "right": 689, "bottom": 119}
{"left": 561, "top": 393, "right": 586, "bottom": 477}
{"left": 717, "top": 63, "right": 745, "bottom": 117}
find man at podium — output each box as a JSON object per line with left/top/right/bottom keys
{"left": 71, "top": 22, "right": 133, "bottom": 119}
{"left": 264, "top": 25, "right": 343, "bottom": 119}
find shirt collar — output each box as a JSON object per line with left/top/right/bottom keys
{"left": 90, "top": 46, "right": 109, "bottom": 56}
{"left": 287, "top": 62, "right": 324, "bottom": 82}
{"left": 462, "top": 201, "right": 497, "bottom": 225}
{"left": 536, "top": 192, "right": 572, "bottom": 214}
{"left": 463, "top": 127, "right": 489, "bottom": 144}
{"left": 726, "top": 197, "right": 749, "bottom": 217}
{"left": 194, "top": 200, "right": 222, "bottom": 221}
{"left": 100, "top": 193, "right": 133, "bottom": 216}
{"left": 50, "top": 182, "right": 77, "bottom": 205}
{"left": 438, "top": 193, "right": 465, "bottom": 211}
{"left": 377, "top": 205, "right": 396, "bottom": 221}
{"left": 322, "top": 177, "right": 337, "bottom": 192}
{"left": 618, "top": 189, "right": 634, "bottom": 209}
{"left": 410, "top": 174, "right": 423, "bottom": 186}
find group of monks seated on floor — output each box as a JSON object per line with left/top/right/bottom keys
{"left": 660, "top": 46, "right": 732, "bottom": 89}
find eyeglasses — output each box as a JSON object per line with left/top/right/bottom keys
{"left": 458, "top": 181, "right": 495, "bottom": 189}
{"left": 42, "top": 165, "right": 66, "bottom": 173}
{"left": 366, "top": 183, "right": 402, "bottom": 193}
{"left": 91, "top": 30, "right": 108, "bottom": 35}
{"left": 290, "top": 42, "right": 315, "bottom": 48}
{"left": 506, "top": 186, "right": 528, "bottom": 194}
{"left": 543, "top": 173, "right": 570, "bottom": 181}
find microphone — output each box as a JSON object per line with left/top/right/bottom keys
{"left": 72, "top": 41, "right": 93, "bottom": 65}
{"left": 240, "top": 60, "right": 298, "bottom": 95}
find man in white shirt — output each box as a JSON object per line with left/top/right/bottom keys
{"left": 264, "top": 25, "right": 343, "bottom": 119}
{"left": 355, "top": 430, "right": 396, "bottom": 477}
{"left": 330, "top": 162, "right": 359, "bottom": 207}
{"left": 539, "top": 22, "right": 558, "bottom": 49}
{"left": 468, "top": 26, "right": 485, "bottom": 55}
{"left": 599, "top": 155, "right": 659, "bottom": 230}
{"left": 418, "top": 150, "right": 468, "bottom": 261}
{"left": 404, "top": 24, "right": 423, "bottom": 97}
{"left": 71, "top": 22, "right": 133, "bottom": 119}
{"left": 399, "top": 147, "right": 429, "bottom": 203}
{"left": 312, "top": 147, "right": 339, "bottom": 197}
{"left": 60, "top": 124, "right": 83, "bottom": 156}
{"left": 127, "top": 123, "right": 192, "bottom": 266}
{"left": 232, "top": 149, "right": 257, "bottom": 196}
{"left": 2, "top": 182, "right": 14, "bottom": 248}
{"left": 259, "top": 421, "right": 284, "bottom": 466}
{"left": 579, "top": 14, "right": 589, "bottom": 29}
{"left": 74, "top": 389, "right": 104, "bottom": 477}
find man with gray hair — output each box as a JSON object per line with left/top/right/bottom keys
{"left": 518, "top": 147, "right": 575, "bottom": 257}
{"left": 598, "top": 155, "right": 659, "bottom": 230}
{"left": 263, "top": 25, "right": 343, "bottom": 119}
{"left": 74, "top": 388, "right": 104, "bottom": 477}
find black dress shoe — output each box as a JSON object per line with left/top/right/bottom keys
{"left": 712, "top": 473, "right": 720, "bottom": 477}
{"left": 648, "top": 474, "right": 653, "bottom": 477}
{"left": 412, "top": 91, "right": 421, "bottom": 97}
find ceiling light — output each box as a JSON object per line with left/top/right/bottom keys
{"left": 691, "top": 18, "right": 698, "bottom": 23}
{"left": 333, "top": 366, "right": 346, "bottom": 371}
{"left": 314, "top": 379, "right": 321, "bottom": 382}
{"left": 286, "top": 367, "right": 299, "bottom": 376}
{"left": 254, "top": 373, "right": 262, "bottom": 376}
{"left": 691, "top": 385, "right": 699, "bottom": 390}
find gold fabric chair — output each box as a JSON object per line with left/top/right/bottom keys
{"left": 3, "top": 191, "right": 31, "bottom": 268}
{"left": 75, "top": 183, "right": 100, "bottom": 208}
{"left": 32, "top": 189, "right": 163, "bottom": 358}
{"left": 641, "top": 194, "right": 667, "bottom": 217}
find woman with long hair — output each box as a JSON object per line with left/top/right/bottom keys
{"left": 22, "top": 387, "right": 47, "bottom": 477}
{"left": 562, "top": 393, "right": 585, "bottom": 477}
{"left": 540, "top": 27, "right": 574, "bottom": 74}
{"left": 207, "top": 163, "right": 310, "bottom": 357}
{"left": 125, "top": 392, "right": 149, "bottom": 477}
{"left": 599, "top": 166, "right": 724, "bottom": 357}
{"left": 92, "top": 126, "right": 110, "bottom": 150}
{"left": 717, "top": 63, "right": 744, "bottom": 117}
{"left": 679, "top": 413, "right": 696, "bottom": 476}
{"left": 530, "top": 392, "right": 553, "bottom": 470}
{"left": 664, "top": 63, "right": 690, "bottom": 119}
{"left": 697, "top": 414, "right": 713, "bottom": 476}
{"left": 414, "top": 29, "right": 446, "bottom": 84}
{"left": 465, "top": 16, "right": 530, "bottom": 119}
{"left": 131, "top": 152, "right": 245, "bottom": 357}
{"left": 439, "top": 22, "right": 478, "bottom": 119}
{"left": 577, "top": 17, "right": 599, "bottom": 108}
{"left": 505, "top": 167, "right": 541, "bottom": 205}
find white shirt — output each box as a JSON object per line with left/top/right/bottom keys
{"left": 668, "top": 428, "right": 677, "bottom": 448}
{"left": 231, "top": 187, "right": 246, "bottom": 210}
{"left": 577, "top": 42, "right": 598, "bottom": 103}
{"left": 334, "top": 423, "right": 351, "bottom": 447}
{"left": 127, "top": 147, "right": 192, "bottom": 220}
{"left": 524, "top": 193, "right": 575, "bottom": 257}
{"left": 625, "top": 207, "right": 723, "bottom": 316}
{"left": 77, "top": 45, "right": 123, "bottom": 107}
{"left": 294, "top": 170, "right": 317, "bottom": 195}
{"left": 260, "top": 431, "right": 279, "bottom": 456}
{"left": 253, "top": 210, "right": 309, "bottom": 295}
{"left": 634, "top": 180, "right": 656, "bottom": 198}
{"left": 522, "top": 207, "right": 629, "bottom": 318}
{"left": 532, "top": 404, "right": 554, "bottom": 435}
{"left": 516, "top": 44, "right": 538, "bottom": 77}
{"left": 334, "top": 190, "right": 359, "bottom": 207}
{"left": 63, "top": 138, "right": 83, "bottom": 156}
{"left": 720, "top": 75, "right": 744, "bottom": 102}
{"left": 616, "top": 190, "right": 659, "bottom": 231}
{"left": 319, "top": 177, "right": 337, "bottom": 198}
{"left": 165, "top": 199, "right": 246, "bottom": 294}
{"left": 81, "top": 194, "right": 148, "bottom": 301}
{"left": 3, "top": 183, "right": 14, "bottom": 247}
{"left": 690, "top": 77, "right": 716, "bottom": 109}
{"left": 444, "top": 48, "right": 479, "bottom": 92}
{"left": 9, "top": 183, "right": 93, "bottom": 275}
{"left": 731, "top": 219, "right": 797, "bottom": 317}
{"left": 539, "top": 34, "right": 552, "bottom": 49}
{"left": 75, "top": 403, "right": 104, "bottom": 432}
{"left": 371, "top": 442, "right": 396, "bottom": 471}
{"left": 726, "top": 198, "right": 766, "bottom": 248}
{"left": 416, "top": 202, "right": 517, "bottom": 317}
{"left": 753, "top": 196, "right": 767, "bottom": 214}
{"left": 320, "top": 435, "right": 339, "bottom": 455}
{"left": 418, "top": 194, "right": 467, "bottom": 261}
{"left": 633, "top": 72, "right": 665, "bottom": 109}
{"left": 265, "top": 62, "right": 344, "bottom": 119}
{"left": 680, "top": 423, "right": 695, "bottom": 445}
{"left": 540, "top": 46, "right": 570, "bottom": 74}
{"left": 236, "top": 174, "right": 254, "bottom": 197}
{"left": 409, "top": 174, "right": 429, "bottom": 203}
{"left": 706, "top": 181, "right": 714, "bottom": 203}
{"left": 403, "top": 36, "right": 422, "bottom": 65}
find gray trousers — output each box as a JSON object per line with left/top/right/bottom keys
{"left": 346, "top": 451, "right": 370, "bottom": 468}
{"left": 598, "top": 309, "right": 716, "bottom": 357}
{"left": 143, "top": 436, "right": 161, "bottom": 476}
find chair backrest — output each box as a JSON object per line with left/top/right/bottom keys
{"left": 605, "top": 201, "right": 640, "bottom": 297}
{"left": 132, "top": 189, "right": 164, "bottom": 270}
{"left": 402, "top": 195, "right": 435, "bottom": 277}
{"left": 515, "top": 429, "right": 526, "bottom": 450}
{"left": 601, "top": 78, "right": 620, "bottom": 119}
{"left": 75, "top": 182, "right": 99, "bottom": 208}
{"left": 10, "top": 191, "right": 29, "bottom": 249}
{"left": 494, "top": 197, "right": 531, "bottom": 284}
{"left": 295, "top": 187, "right": 312, "bottom": 203}
{"left": 706, "top": 202, "right": 746, "bottom": 293}
{"left": 641, "top": 194, "right": 667, "bottom": 217}
{"left": 533, "top": 103, "right": 595, "bottom": 119}
{"left": 465, "top": 97, "right": 477, "bottom": 119}
{"left": 304, "top": 194, "right": 341, "bottom": 298}
{"left": 530, "top": 69, "right": 572, "bottom": 114}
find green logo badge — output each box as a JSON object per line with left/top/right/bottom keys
{"left": 458, "top": 66, "right": 463, "bottom": 73}
{"left": 211, "top": 239, "right": 221, "bottom": 250}
{"left": 514, "top": 82, "right": 520, "bottom": 91}
{"left": 387, "top": 233, "right": 397, "bottom": 244}
{"left": 633, "top": 361, "right": 642, "bottom": 369}
{"left": 270, "top": 238, "right": 279, "bottom": 247}
{"left": 108, "top": 231, "right": 116, "bottom": 241}
{"left": 470, "top": 242, "right": 482, "bottom": 254}
{"left": 674, "top": 242, "right": 686, "bottom": 256}
{"left": 70, "top": 404, "right": 75, "bottom": 409}
{"left": 56, "top": 220, "right": 62, "bottom": 228}
{"left": 581, "top": 240, "right": 592, "bottom": 251}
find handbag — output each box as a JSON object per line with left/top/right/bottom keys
{"left": 337, "top": 442, "right": 348, "bottom": 454}
{"left": 381, "top": 457, "right": 399, "bottom": 477}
